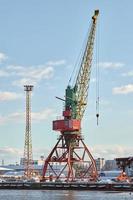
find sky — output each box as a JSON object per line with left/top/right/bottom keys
{"left": 0, "top": 0, "right": 133, "bottom": 164}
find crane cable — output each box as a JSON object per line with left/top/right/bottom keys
{"left": 96, "top": 18, "right": 100, "bottom": 126}
{"left": 68, "top": 21, "right": 92, "bottom": 87}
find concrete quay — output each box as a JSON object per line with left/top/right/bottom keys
{"left": 0, "top": 182, "right": 133, "bottom": 191}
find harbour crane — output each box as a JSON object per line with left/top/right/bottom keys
{"left": 42, "top": 10, "right": 99, "bottom": 182}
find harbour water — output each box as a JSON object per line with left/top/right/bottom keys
{"left": 0, "top": 190, "right": 132, "bottom": 200}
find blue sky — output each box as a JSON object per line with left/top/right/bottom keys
{"left": 0, "top": 0, "right": 133, "bottom": 164}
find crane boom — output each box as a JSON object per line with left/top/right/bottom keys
{"left": 75, "top": 10, "right": 99, "bottom": 120}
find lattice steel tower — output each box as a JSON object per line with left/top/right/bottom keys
{"left": 23, "top": 85, "right": 34, "bottom": 179}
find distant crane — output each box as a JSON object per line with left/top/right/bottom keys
{"left": 42, "top": 10, "right": 99, "bottom": 181}
{"left": 23, "top": 85, "right": 34, "bottom": 179}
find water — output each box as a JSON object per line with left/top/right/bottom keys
{"left": 0, "top": 190, "right": 132, "bottom": 200}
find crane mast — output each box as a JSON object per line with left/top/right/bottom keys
{"left": 43, "top": 10, "right": 99, "bottom": 182}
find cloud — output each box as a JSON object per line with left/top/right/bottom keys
{"left": 91, "top": 145, "right": 133, "bottom": 159}
{"left": 32, "top": 108, "right": 55, "bottom": 121}
{"left": 0, "top": 147, "right": 22, "bottom": 164}
{"left": 0, "top": 91, "right": 23, "bottom": 101}
{"left": 0, "top": 70, "right": 9, "bottom": 77}
{"left": 7, "top": 65, "right": 24, "bottom": 71}
{"left": 0, "top": 52, "right": 7, "bottom": 63}
{"left": 0, "top": 108, "right": 55, "bottom": 125}
{"left": 113, "top": 84, "right": 133, "bottom": 94}
{"left": 99, "top": 62, "right": 125, "bottom": 69}
{"left": 8, "top": 65, "right": 54, "bottom": 86}
{"left": 13, "top": 78, "right": 37, "bottom": 86}
{"left": 122, "top": 71, "right": 133, "bottom": 77}
{"left": 10, "top": 65, "right": 54, "bottom": 80}
{"left": 0, "top": 147, "right": 22, "bottom": 157}
{"left": 0, "top": 113, "right": 23, "bottom": 125}
{"left": 6, "top": 60, "right": 66, "bottom": 86}
{"left": 0, "top": 59, "right": 66, "bottom": 86}
{"left": 33, "top": 147, "right": 50, "bottom": 159}
{"left": 46, "top": 60, "right": 66, "bottom": 66}
{"left": 2, "top": 144, "right": 133, "bottom": 164}
{"left": 0, "top": 147, "right": 49, "bottom": 164}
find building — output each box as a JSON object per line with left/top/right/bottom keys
{"left": 20, "top": 156, "right": 44, "bottom": 166}
{"left": 95, "top": 158, "right": 105, "bottom": 171}
{"left": 103, "top": 160, "right": 118, "bottom": 171}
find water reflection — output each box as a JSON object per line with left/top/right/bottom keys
{"left": 52, "top": 191, "right": 76, "bottom": 200}
{"left": 0, "top": 190, "right": 132, "bottom": 200}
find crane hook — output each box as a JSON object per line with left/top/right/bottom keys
{"left": 96, "top": 113, "right": 99, "bottom": 126}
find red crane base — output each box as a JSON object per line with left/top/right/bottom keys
{"left": 42, "top": 134, "right": 98, "bottom": 182}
